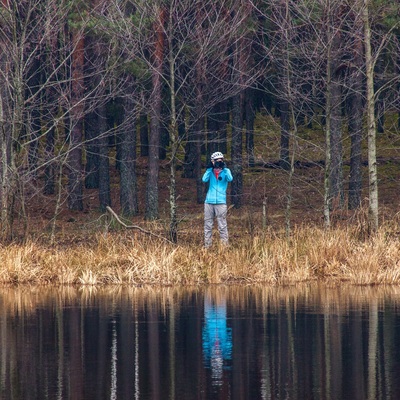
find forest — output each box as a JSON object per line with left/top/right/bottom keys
{"left": 1, "top": 0, "right": 400, "bottom": 246}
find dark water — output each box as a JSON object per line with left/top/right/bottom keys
{"left": 1, "top": 284, "right": 400, "bottom": 400}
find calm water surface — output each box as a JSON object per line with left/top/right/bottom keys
{"left": 1, "top": 284, "right": 400, "bottom": 399}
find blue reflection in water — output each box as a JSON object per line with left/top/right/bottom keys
{"left": 202, "top": 292, "right": 232, "bottom": 386}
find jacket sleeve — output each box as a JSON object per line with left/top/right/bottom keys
{"left": 202, "top": 168, "right": 212, "bottom": 182}
{"left": 221, "top": 168, "right": 233, "bottom": 182}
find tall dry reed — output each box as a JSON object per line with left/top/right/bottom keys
{"left": 1, "top": 223, "right": 400, "bottom": 286}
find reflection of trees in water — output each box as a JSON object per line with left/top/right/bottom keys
{"left": 0, "top": 284, "right": 399, "bottom": 398}
{"left": 2, "top": 284, "right": 400, "bottom": 317}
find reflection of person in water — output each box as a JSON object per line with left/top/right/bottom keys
{"left": 202, "top": 291, "right": 232, "bottom": 385}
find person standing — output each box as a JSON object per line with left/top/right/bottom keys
{"left": 202, "top": 151, "right": 233, "bottom": 248}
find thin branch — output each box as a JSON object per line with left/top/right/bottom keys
{"left": 106, "top": 206, "right": 174, "bottom": 244}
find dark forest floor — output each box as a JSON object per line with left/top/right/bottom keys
{"left": 16, "top": 112, "right": 400, "bottom": 245}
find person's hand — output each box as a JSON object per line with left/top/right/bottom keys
{"left": 206, "top": 161, "right": 214, "bottom": 169}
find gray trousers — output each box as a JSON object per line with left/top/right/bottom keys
{"left": 204, "top": 203, "right": 228, "bottom": 247}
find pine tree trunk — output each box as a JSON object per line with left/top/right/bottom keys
{"left": 231, "top": 92, "right": 243, "bottom": 209}
{"left": 195, "top": 113, "right": 205, "bottom": 205}
{"left": 348, "top": 89, "right": 363, "bottom": 210}
{"left": 207, "top": 103, "right": 219, "bottom": 159}
{"left": 145, "top": 7, "right": 165, "bottom": 220}
{"left": 98, "top": 103, "right": 111, "bottom": 212}
{"left": 348, "top": 31, "right": 363, "bottom": 210}
{"left": 217, "top": 99, "right": 229, "bottom": 155}
{"left": 119, "top": 99, "right": 138, "bottom": 217}
{"left": 159, "top": 102, "right": 169, "bottom": 160}
{"left": 182, "top": 116, "right": 196, "bottom": 179}
{"left": 43, "top": 59, "right": 57, "bottom": 196}
{"left": 139, "top": 114, "right": 149, "bottom": 157}
{"left": 84, "top": 111, "right": 100, "bottom": 189}
{"left": 245, "top": 88, "right": 255, "bottom": 167}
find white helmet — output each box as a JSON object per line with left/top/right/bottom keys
{"left": 211, "top": 151, "right": 224, "bottom": 161}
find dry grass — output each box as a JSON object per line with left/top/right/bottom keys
{"left": 2, "top": 221, "right": 400, "bottom": 286}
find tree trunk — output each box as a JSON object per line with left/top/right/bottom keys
{"left": 43, "top": 60, "right": 57, "bottom": 196}
{"left": 324, "top": 8, "right": 344, "bottom": 226}
{"left": 139, "top": 113, "right": 149, "bottom": 157}
{"left": 159, "top": 101, "right": 169, "bottom": 161}
{"left": 98, "top": 103, "right": 111, "bottom": 212}
{"left": 182, "top": 116, "right": 196, "bottom": 179}
{"left": 0, "top": 91, "right": 10, "bottom": 238}
{"left": 329, "top": 75, "right": 344, "bottom": 210}
{"left": 168, "top": 1, "right": 178, "bottom": 243}
{"left": 363, "top": 0, "right": 378, "bottom": 232}
{"left": 279, "top": 98, "right": 290, "bottom": 170}
{"left": 44, "top": 126, "right": 55, "bottom": 195}
{"left": 207, "top": 103, "right": 219, "bottom": 159}
{"left": 277, "top": 0, "right": 290, "bottom": 173}
{"left": 145, "top": 7, "right": 165, "bottom": 220}
{"left": 68, "top": 29, "right": 85, "bottom": 211}
{"left": 195, "top": 115, "right": 205, "bottom": 205}
{"left": 348, "top": 27, "right": 364, "bottom": 210}
{"left": 329, "top": 14, "right": 344, "bottom": 211}
{"left": 231, "top": 92, "right": 243, "bottom": 209}
{"left": 217, "top": 99, "right": 229, "bottom": 155}
{"left": 119, "top": 99, "right": 138, "bottom": 217}
{"left": 27, "top": 55, "right": 42, "bottom": 178}
{"left": 324, "top": 22, "right": 333, "bottom": 228}
{"left": 245, "top": 88, "right": 255, "bottom": 167}
{"left": 374, "top": 51, "right": 385, "bottom": 134}
{"left": 84, "top": 111, "right": 100, "bottom": 189}
{"left": 43, "top": 0, "right": 59, "bottom": 196}
{"left": 231, "top": 16, "right": 247, "bottom": 210}
{"left": 348, "top": 88, "right": 363, "bottom": 210}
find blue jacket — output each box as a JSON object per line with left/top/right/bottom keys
{"left": 202, "top": 167, "right": 233, "bottom": 204}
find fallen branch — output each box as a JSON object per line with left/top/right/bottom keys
{"left": 106, "top": 206, "right": 173, "bottom": 244}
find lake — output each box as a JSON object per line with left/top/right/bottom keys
{"left": 0, "top": 283, "right": 400, "bottom": 399}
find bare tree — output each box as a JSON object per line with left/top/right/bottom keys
{"left": 68, "top": 16, "right": 85, "bottom": 211}
{"left": 255, "top": 0, "right": 399, "bottom": 231}
{"left": 363, "top": 0, "right": 378, "bottom": 231}
{"left": 131, "top": 0, "right": 260, "bottom": 240}
{"left": 0, "top": 0, "right": 126, "bottom": 240}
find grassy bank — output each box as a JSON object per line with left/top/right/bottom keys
{"left": 2, "top": 221, "right": 400, "bottom": 286}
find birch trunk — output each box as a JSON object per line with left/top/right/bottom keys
{"left": 363, "top": 0, "right": 378, "bottom": 232}
{"left": 323, "top": 5, "right": 333, "bottom": 229}
{"left": 0, "top": 92, "right": 9, "bottom": 238}
{"left": 168, "top": 1, "right": 178, "bottom": 243}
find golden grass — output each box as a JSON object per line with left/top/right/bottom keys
{"left": 2, "top": 221, "right": 400, "bottom": 286}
